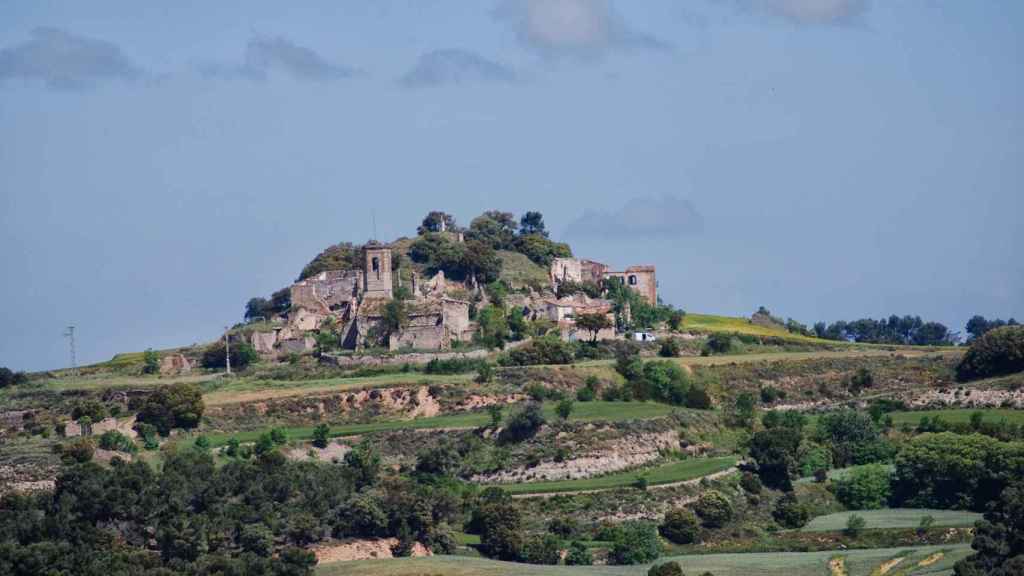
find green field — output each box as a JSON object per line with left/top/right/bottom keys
{"left": 317, "top": 544, "right": 971, "bottom": 576}
{"left": 494, "top": 456, "right": 738, "bottom": 495}
{"left": 802, "top": 509, "right": 982, "bottom": 532}
{"left": 887, "top": 408, "right": 1024, "bottom": 426}
{"left": 195, "top": 401, "right": 677, "bottom": 447}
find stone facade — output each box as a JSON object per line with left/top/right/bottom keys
{"left": 605, "top": 265, "right": 657, "bottom": 306}
{"left": 549, "top": 258, "right": 657, "bottom": 305}
{"left": 363, "top": 245, "right": 393, "bottom": 299}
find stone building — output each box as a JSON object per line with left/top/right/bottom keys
{"left": 549, "top": 258, "right": 658, "bottom": 305}
{"left": 255, "top": 242, "right": 472, "bottom": 355}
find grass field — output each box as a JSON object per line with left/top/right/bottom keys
{"left": 802, "top": 509, "right": 982, "bottom": 532}
{"left": 886, "top": 408, "right": 1024, "bottom": 426}
{"left": 494, "top": 455, "right": 738, "bottom": 495}
{"left": 317, "top": 544, "right": 971, "bottom": 576}
{"left": 195, "top": 401, "right": 677, "bottom": 447}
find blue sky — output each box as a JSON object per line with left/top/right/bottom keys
{"left": 1, "top": 1, "right": 1021, "bottom": 371}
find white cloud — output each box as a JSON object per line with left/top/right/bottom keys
{"left": 495, "top": 0, "right": 670, "bottom": 59}
{"left": 400, "top": 49, "right": 517, "bottom": 88}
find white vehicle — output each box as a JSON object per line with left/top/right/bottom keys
{"left": 632, "top": 331, "right": 657, "bottom": 342}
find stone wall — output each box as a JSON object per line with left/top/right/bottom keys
{"left": 321, "top": 348, "right": 488, "bottom": 368}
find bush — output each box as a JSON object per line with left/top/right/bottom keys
{"left": 956, "top": 326, "right": 1024, "bottom": 381}
{"left": 556, "top": 398, "right": 574, "bottom": 420}
{"left": 97, "top": 430, "right": 136, "bottom": 453}
{"left": 576, "top": 384, "right": 596, "bottom": 402}
{"left": 659, "top": 338, "right": 681, "bottom": 358}
{"left": 848, "top": 367, "right": 874, "bottom": 394}
{"left": 142, "top": 349, "right": 160, "bottom": 374}
{"left": 814, "top": 410, "right": 881, "bottom": 468}
{"left": 917, "top": 514, "right": 935, "bottom": 535}
{"left": 649, "top": 561, "right": 685, "bottom": 576}
{"left": 659, "top": 508, "right": 699, "bottom": 544}
{"left": 547, "top": 517, "right": 578, "bottom": 538}
{"left": 686, "top": 385, "right": 713, "bottom": 410}
{"left": 694, "top": 491, "right": 733, "bottom": 529}
{"left": 564, "top": 541, "right": 593, "bottom": 566}
{"left": 845, "top": 513, "right": 866, "bottom": 537}
{"left": 608, "top": 522, "right": 661, "bottom": 565}
{"left": 834, "top": 464, "right": 892, "bottom": 510}
{"left": 313, "top": 423, "right": 330, "bottom": 449}
{"left": 425, "top": 357, "right": 486, "bottom": 375}
{"left": 498, "top": 403, "right": 546, "bottom": 444}
{"left": 135, "top": 383, "right": 204, "bottom": 436}
{"left": 520, "top": 534, "right": 561, "bottom": 565}
{"left": 773, "top": 493, "right": 810, "bottom": 529}
{"left": 739, "top": 471, "right": 762, "bottom": 494}
{"left": 502, "top": 335, "right": 574, "bottom": 366}
{"left": 62, "top": 438, "right": 95, "bottom": 463}
{"left": 0, "top": 367, "right": 28, "bottom": 388}
{"left": 201, "top": 340, "right": 258, "bottom": 369}
{"left": 703, "top": 333, "right": 734, "bottom": 355}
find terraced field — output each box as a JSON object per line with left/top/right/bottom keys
{"left": 496, "top": 455, "right": 739, "bottom": 495}
{"left": 194, "top": 401, "right": 678, "bottom": 447}
{"left": 318, "top": 544, "right": 971, "bottom": 576}
{"left": 802, "top": 509, "right": 982, "bottom": 532}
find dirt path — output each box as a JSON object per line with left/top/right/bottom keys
{"left": 510, "top": 465, "right": 740, "bottom": 499}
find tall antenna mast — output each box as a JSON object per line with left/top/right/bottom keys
{"left": 63, "top": 325, "right": 77, "bottom": 379}
{"left": 371, "top": 209, "right": 378, "bottom": 242}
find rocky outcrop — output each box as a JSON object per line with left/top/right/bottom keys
{"left": 159, "top": 354, "right": 192, "bottom": 376}
{"left": 311, "top": 539, "right": 431, "bottom": 563}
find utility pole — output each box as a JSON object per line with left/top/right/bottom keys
{"left": 224, "top": 326, "right": 231, "bottom": 376}
{"left": 62, "top": 325, "right": 77, "bottom": 380}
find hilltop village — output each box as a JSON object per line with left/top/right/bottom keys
{"left": 243, "top": 211, "right": 659, "bottom": 359}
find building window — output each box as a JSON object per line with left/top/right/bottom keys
{"left": 372, "top": 257, "right": 380, "bottom": 279}
{"left": 628, "top": 275, "right": 637, "bottom": 285}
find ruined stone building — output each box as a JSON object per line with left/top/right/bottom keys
{"left": 252, "top": 243, "right": 472, "bottom": 355}
{"left": 550, "top": 258, "right": 658, "bottom": 305}
{"left": 541, "top": 293, "right": 616, "bottom": 342}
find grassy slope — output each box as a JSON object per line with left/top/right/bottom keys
{"left": 494, "top": 456, "right": 738, "bottom": 495}
{"left": 317, "top": 544, "right": 971, "bottom": 576}
{"left": 887, "top": 408, "right": 1024, "bottom": 426}
{"left": 497, "top": 250, "right": 550, "bottom": 288}
{"left": 802, "top": 509, "right": 982, "bottom": 532}
{"left": 195, "top": 401, "right": 677, "bottom": 447}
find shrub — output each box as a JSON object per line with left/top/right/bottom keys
{"left": 487, "top": 404, "right": 503, "bottom": 428}
{"left": 814, "top": 469, "right": 829, "bottom": 483}
{"left": 773, "top": 493, "right": 810, "bottom": 529}
{"left": 142, "top": 349, "right": 160, "bottom": 374}
{"left": 520, "top": 534, "right": 561, "bottom": 565}
{"left": 97, "top": 430, "right": 136, "bottom": 453}
{"left": 694, "top": 491, "right": 733, "bottom": 529}
{"left": 649, "top": 561, "right": 685, "bottom": 576}
{"left": 556, "top": 398, "right": 574, "bottom": 420}
{"left": 313, "top": 423, "right": 330, "bottom": 449}
{"left": 607, "top": 522, "right": 661, "bottom": 565}
{"left": 917, "top": 514, "right": 935, "bottom": 535}
{"left": 834, "top": 464, "right": 892, "bottom": 510}
{"left": 0, "top": 367, "right": 28, "bottom": 388}
{"left": 475, "top": 363, "right": 495, "bottom": 383}
{"left": 848, "top": 368, "right": 874, "bottom": 394}
{"left": 739, "top": 471, "right": 762, "bottom": 494}
{"left": 547, "top": 517, "right": 578, "bottom": 538}
{"left": 814, "top": 410, "right": 881, "bottom": 468}
{"left": 703, "top": 333, "right": 734, "bottom": 355}
{"left": 62, "top": 438, "right": 95, "bottom": 463}
{"left": 685, "top": 385, "right": 713, "bottom": 410}
{"left": 845, "top": 513, "right": 866, "bottom": 537}
{"left": 498, "top": 403, "right": 546, "bottom": 444}
{"left": 201, "top": 340, "right": 258, "bottom": 369}
{"left": 576, "top": 385, "right": 596, "bottom": 402}
{"left": 502, "top": 335, "right": 574, "bottom": 366}
{"left": 956, "top": 326, "right": 1024, "bottom": 381}
{"left": 659, "top": 338, "right": 681, "bottom": 358}
{"left": 797, "top": 442, "right": 833, "bottom": 478}
{"left": 564, "top": 541, "right": 593, "bottom": 566}
{"left": 135, "top": 383, "right": 204, "bottom": 436}
{"left": 270, "top": 427, "right": 288, "bottom": 445}
{"left": 659, "top": 508, "right": 699, "bottom": 544}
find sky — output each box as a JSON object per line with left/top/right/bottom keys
{"left": 1, "top": 0, "right": 1021, "bottom": 371}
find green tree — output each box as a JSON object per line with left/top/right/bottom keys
{"left": 649, "top": 561, "right": 685, "bottom": 576}
{"left": 694, "top": 491, "right": 734, "bottom": 529}
{"left": 846, "top": 514, "right": 867, "bottom": 537}
{"left": 477, "top": 305, "right": 509, "bottom": 349}
{"left": 487, "top": 404, "right": 504, "bottom": 428}
{"left": 519, "top": 211, "right": 548, "bottom": 237}
{"left": 575, "top": 312, "right": 613, "bottom": 342}
{"left": 520, "top": 534, "right": 561, "bottom": 565}
{"left": 381, "top": 297, "right": 409, "bottom": 337}
{"left": 499, "top": 403, "right": 546, "bottom": 444}
{"left": 668, "top": 310, "right": 686, "bottom": 331}
{"left": 729, "top": 392, "right": 757, "bottom": 429}
{"left": 417, "top": 211, "right": 457, "bottom": 234}
{"left": 555, "top": 398, "right": 575, "bottom": 421}
{"left": 686, "top": 385, "right": 713, "bottom": 410}
{"left": 954, "top": 480, "right": 1024, "bottom": 575}
{"left": 814, "top": 410, "right": 882, "bottom": 468}
{"left": 312, "top": 423, "right": 330, "bottom": 449}
{"left": 749, "top": 427, "right": 802, "bottom": 491}
{"left": 565, "top": 541, "right": 593, "bottom": 566}
{"left": 201, "top": 340, "right": 257, "bottom": 369}
{"left": 142, "top": 348, "right": 160, "bottom": 374}
{"left": 834, "top": 463, "right": 892, "bottom": 509}
{"left": 344, "top": 443, "right": 381, "bottom": 489}
{"left": 773, "top": 493, "right": 810, "bottom": 528}
{"left": 608, "top": 522, "right": 661, "bottom": 565}
{"left": 135, "top": 382, "right": 204, "bottom": 436}
{"left": 659, "top": 508, "right": 700, "bottom": 544}
{"left": 956, "top": 325, "right": 1024, "bottom": 382}
{"left": 659, "top": 337, "right": 681, "bottom": 357}
{"left": 244, "top": 297, "right": 272, "bottom": 321}
{"left": 466, "top": 210, "right": 517, "bottom": 250}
